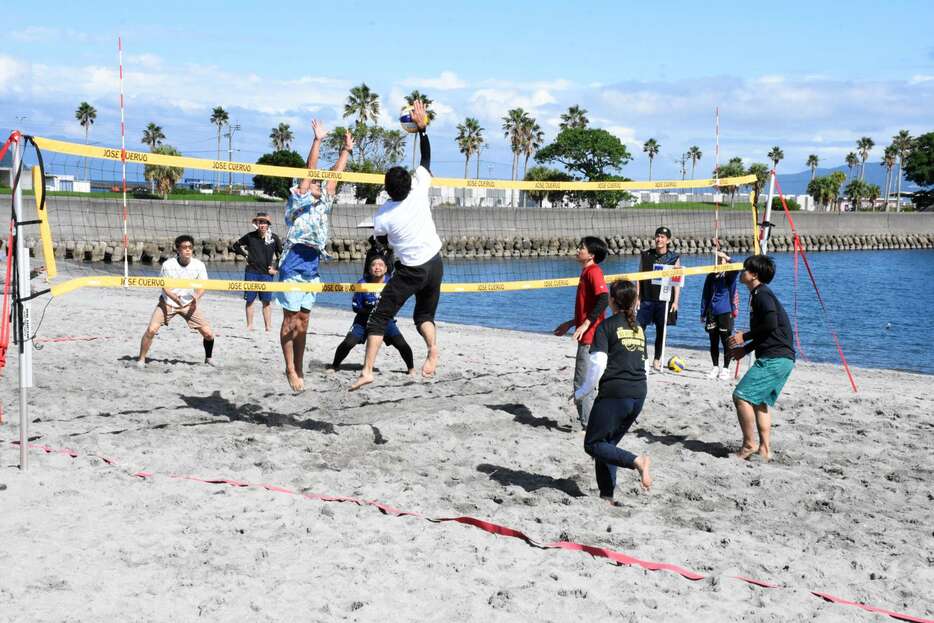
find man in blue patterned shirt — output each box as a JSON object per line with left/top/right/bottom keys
{"left": 277, "top": 120, "right": 353, "bottom": 391}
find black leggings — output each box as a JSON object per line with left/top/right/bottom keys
{"left": 708, "top": 330, "right": 731, "bottom": 367}
{"left": 706, "top": 312, "right": 735, "bottom": 367}
{"left": 331, "top": 332, "right": 414, "bottom": 370}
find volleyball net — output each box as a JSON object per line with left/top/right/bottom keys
{"left": 15, "top": 135, "right": 760, "bottom": 296}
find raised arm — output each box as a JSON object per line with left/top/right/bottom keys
{"left": 326, "top": 130, "right": 354, "bottom": 196}
{"left": 298, "top": 119, "right": 326, "bottom": 194}
{"left": 412, "top": 99, "right": 431, "bottom": 173}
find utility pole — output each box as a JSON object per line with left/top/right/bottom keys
{"left": 225, "top": 122, "right": 241, "bottom": 192}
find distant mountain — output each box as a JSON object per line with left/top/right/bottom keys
{"left": 776, "top": 163, "right": 921, "bottom": 196}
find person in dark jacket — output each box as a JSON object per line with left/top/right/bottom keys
{"left": 700, "top": 250, "right": 739, "bottom": 380}
{"left": 727, "top": 255, "right": 796, "bottom": 461}
{"left": 230, "top": 212, "right": 282, "bottom": 331}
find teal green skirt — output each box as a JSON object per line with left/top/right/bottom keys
{"left": 733, "top": 357, "right": 795, "bottom": 407}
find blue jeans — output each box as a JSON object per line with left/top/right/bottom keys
{"left": 583, "top": 397, "right": 645, "bottom": 498}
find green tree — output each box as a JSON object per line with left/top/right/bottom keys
{"left": 344, "top": 83, "right": 381, "bottom": 127}
{"left": 642, "top": 138, "right": 659, "bottom": 180}
{"left": 74, "top": 101, "right": 97, "bottom": 180}
{"left": 523, "top": 166, "right": 573, "bottom": 207}
{"left": 252, "top": 149, "right": 305, "bottom": 199}
{"left": 806, "top": 154, "right": 819, "bottom": 181}
{"left": 143, "top": 145, "right": 184, "bottom": 198}
{"left": 535, "top": 127, "right": 632, "bottom": 208}
{"left": 270, "top": 123, "right": 294, "bottom": 151}
{"left": 808, "top": 173, "right": 846, "bottom": 212}
{"left": 321, "top": 125, "right": 407, "bottom": 204}
{"left": 714, "top": 157, "right": 745, "bottom": 207}
{"left": 404, "top": 90, "right": 437, "bottom": 168}
{"left": 882, "top": 145, "right": 896, "bottom": 211}
{"left": 893, "top": 129, "right": 913, "bottom": 212}
{"left": 141, "top": 123, "right": 165, "bottom": 149}
{"left": 767, "top": 146, "right": 784, "bottom": 170}
{"left": 845, "top": 179, "right": 870, "bottom": 211}
{"left": 845, "top": 152, "right": 859, "bottom": 182}
{"left": 747, "top": 162, "right": 770, "bottom": 205}
{"left": 455, "top": 117, "right": 484, "bottom": 179}
{"left": 209, "top": 106, "right": 229, "bottom": 187}
{"left": 904, "top": 131, "right": 933, "bottom": 210}
{"left": 687, "top": 145, "right": 702, "bottom": 179}
{"left": 559, "top": 105, "right": 588, "bottom": 130}
{"left": 856, "top": 136, "right": 874, "bottom": 180}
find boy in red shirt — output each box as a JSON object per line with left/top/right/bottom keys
{"left": 554, "top": 236, "right": 609, "bottom": 428}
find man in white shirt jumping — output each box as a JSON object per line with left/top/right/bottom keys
{"left": 137, "top": 234, "right": 215, "bottom": 367}
{"left": 350, "top": 100, "right": 442, "bottom": 391}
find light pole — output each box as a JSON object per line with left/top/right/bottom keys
{"left": 225, "top": 122, "right": 241, "bottom": 192}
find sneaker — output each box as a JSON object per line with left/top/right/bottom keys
{"left": 707, "top": 366, "right": 720, "bottom": 380}
{"left": 719, "top": 367, "right": 733, "bottom": 381}
{"left": 135, "top": 360, "right": 146, "bottom": 369}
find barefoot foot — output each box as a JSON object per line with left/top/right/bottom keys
{"left": 406, "top": 368, "right": 417, "bottom": 378}
{"left": 422, "top": 346, "right": 439, "bottom": 378}
{"left": 757, "top": 447, "right": 772, "bottom": 462}
{"left": 634, "top": 455, "right": 653, "bottom": 491}
{"left": 349, "top": 371, "right": 374, "bottom": 391}
{"left": 733, "top": 445, "right": 759, "bottom": 460}
{"left": 286, "top": 371, "right": 304, "bottom": 392}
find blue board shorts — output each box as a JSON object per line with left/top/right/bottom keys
{"left": 350, "top": 319, "right": 401, "bottom": 340}
{"left": 275, "top": 274, "right": 319, "bottom": 312}
{"left": 243, "top": 270, "right": 274, "bottom": 304}
{"left": 733, "top": 357, "right": 795, "bottom": 407}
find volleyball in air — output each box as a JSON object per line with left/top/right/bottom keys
{"left": 667, "top": 356, "right": 686, "bottom": 373}
{"left": 399, "top": 105, "right": 428, "bottom": 134}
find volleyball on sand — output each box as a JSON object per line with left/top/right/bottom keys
{"left": 399, "top": 105, "right": 428, "bottom": 134}
{"left": 667, "top": 356, "right": 686, "bottom": 373}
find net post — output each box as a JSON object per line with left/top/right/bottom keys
{"left": 761, "top": 170, "right": 776, "bottom": 255}
{"left": 12, "top": 138, "right": 33, "bottom": 470}
{"left": 33, "top": 165, "right": 57, "bottom": 278}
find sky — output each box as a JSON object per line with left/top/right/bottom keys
{"left": 2, "top": 0, "right": 933, "bottom": 181}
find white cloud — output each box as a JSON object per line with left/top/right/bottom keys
{"left": 400, "top": 71, "right": 466, "bottom": 91}
{"left": 909, "top": 74, "right": 934, "bottom": 85}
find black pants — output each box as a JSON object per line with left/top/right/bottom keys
{"left": 367, "top": 253, "right": 443, "bottom": 335}
{"left": 706, "top": 312, "right": 734, "bottom": 366}
{"left": 332, "top": 332, "right": 414, "bottom": 370}
{"left": 583, "top": 397, "right": 645, "bottom": 498}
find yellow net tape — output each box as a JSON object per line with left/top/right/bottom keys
{"left": 33, "top": 165, "right": 58, "bottom": 278}
{"left": 32, "top": 136, "right": 756, "bottom": 191}
{"left": 48, "top": 263, "right": 742, "bottom": 298}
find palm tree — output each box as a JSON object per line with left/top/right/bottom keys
{"left": 892, "top": 129, "right": 912, "bottom": 212}
{"left": 344, "top": 83, "right": 381, "bottom": 127}
{"left": 502, "top": 108, "right": 530, "bottom": 205}
{"left": 559, "top": 105, "right": 588, "bottom": 130}
{"left": 687, "top": 146, "right": 702, "bottom": 179}
{"left": 767, "top": 146, "right": 784, "bottom": 170}
{"left": 643, "top": 139, "right": 660, "bottom": 180}
{"left": 455, "top": 117, "right": 484, "bottom": 179}
{"left": 143, "top": 145, "right": 184, "bottom": 198}
{"left": 856, "top": 136, "right": 874, "bottom": 180}
{"left": 269, "top": 123, "right": 294, "bottom": 151}
{"left": 882, "top": 146, "right": 896, "bottom": 211}
{"left": 404, "top": 90, "right": 437, "bottom": 168}
{"left": 75, "top": 102, "right": 97, "bottom": 180}
{"left": 806, "top": 154, "right": 819, "bottom": 181}
{"left": 141, "top": 123, "right": 165, "bottom": 149}
{"left": 845, "top": 152, "right": 859, "bottom": 183}
{"left": 519, "top": 117, "right": 544, "bottom": 206}
{"left": 209, "top": 106, "right": 229, "bottom": 187}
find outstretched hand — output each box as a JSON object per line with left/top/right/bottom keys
{"left": 312, "top": 119, "right": 326, "bottom": 141}
{"left": 411, "top": 99, "right": 428, "bottom": 130}
{"left": 343, "top": 130, "right": 354, "bottom": 152}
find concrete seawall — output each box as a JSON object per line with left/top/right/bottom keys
{"left": 15, "top": 197, "right": 934, "bottom": 264}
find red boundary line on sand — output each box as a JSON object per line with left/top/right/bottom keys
{"left": 9, "top": 442, "right": 931, "bottom": 623}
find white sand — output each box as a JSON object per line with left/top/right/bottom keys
{"left": 1, "top": 286, "right": 932, "bottom": 622}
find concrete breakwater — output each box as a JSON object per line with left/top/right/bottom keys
{"left": 13, "top": 196, "right": 934, "bottom": 263}
{"left": 25, "top": 231, "right": 934, "bottom": 265}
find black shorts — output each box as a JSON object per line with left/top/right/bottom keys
{"left": 705, "top": 312, "right": 734, "bottom": 334}
{"left": 367, "top": 253, "right": 443, "bottom": 335}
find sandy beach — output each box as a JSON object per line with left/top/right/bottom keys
{"left": 1, "top": 286, "right": 932, "bottom": 622}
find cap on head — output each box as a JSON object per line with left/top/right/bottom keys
{"left": 252, "top": 212, "right": 271, "bottom": 225}
{"left": 655, "top": 226, "right": 672, "bottom": 239}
